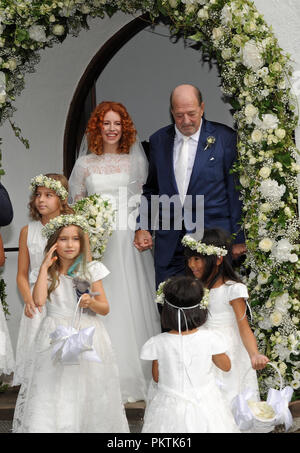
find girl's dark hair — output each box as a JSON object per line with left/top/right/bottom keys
{"left": 161, "top": 275, "right": 207, "bottom": 332}
{"left": 184, "top": 228, "right": 241, "bottom": 289}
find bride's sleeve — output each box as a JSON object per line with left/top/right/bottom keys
{"left": 68, "top": 157, "right": 88, "bottom": 204}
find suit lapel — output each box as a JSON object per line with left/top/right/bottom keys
{"left": 187, "top": 118, "right": 216, "bottom": 194}
{"left": 163, "top": 126, "right": 179, "bottom": 194}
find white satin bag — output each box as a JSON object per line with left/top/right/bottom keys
{"left": 49, "top": 295, "right": 101, "bottom": 366}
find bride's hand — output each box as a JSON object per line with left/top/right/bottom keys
{"left": 134, "top": 230, "right": 153, "bottom": 252}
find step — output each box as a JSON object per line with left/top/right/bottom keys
{"left": 0, "top": 386, "right": 145, "bottom": 421}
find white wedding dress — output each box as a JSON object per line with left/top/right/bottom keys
{"left": 69, "top": 152, "right": 161, "bottom": 402}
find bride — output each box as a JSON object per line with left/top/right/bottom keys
{"left": 69, "top": 101, "right": 161, "bottom": 403}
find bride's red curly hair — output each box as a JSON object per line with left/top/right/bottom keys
{"left": 86, "top": 101, "right": 137, "bottom": 155}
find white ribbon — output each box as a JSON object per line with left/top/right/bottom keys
{"left": 231, "top": 387, "right": 256, "bottom": 431}
{"left": 267, "top": 386, "right": 294, "bottom": 432}
{"left": 49, "top": 295, "right": 101, "bottom": 365}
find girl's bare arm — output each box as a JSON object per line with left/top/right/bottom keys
{"left": 231, "top": 298, "right": 269, "bottom": 370}
{"left": 212, "top": 353, "right": 231, "bottom": 372}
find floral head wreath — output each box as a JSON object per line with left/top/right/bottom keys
{"left": 30, "top": 174, "right": 68, "bottom": 200}
{"left": 155, "top": 280, "right": 210, "bottom": 310}
{"left": 182, "top": 234, "right": 228, "bottom": 257}
{"left": 42, "top": 214, "right": 89, "bottom": 239}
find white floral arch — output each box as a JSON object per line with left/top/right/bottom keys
{"left": 0, "top": 0, "right": 299, "bottom": 398}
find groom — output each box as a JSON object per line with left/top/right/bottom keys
{"left": 134, "top": 84, "right": 246, "bottom": 287}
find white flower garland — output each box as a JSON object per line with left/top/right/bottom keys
{"left": 182, "top": 234, "right": 228, "bottom": 257}
{"left": 30, "top": 174, "right": 68, "bottom": 200}
{"left": 155, "top": 279, "right": 210, "bottom": 310}
{"left": 0, "top": 0, "right": 299, "bottom": 398}
{"left": 42, "top": 214, "right": 89, "bottom": 239}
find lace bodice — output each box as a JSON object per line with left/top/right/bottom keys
{"left": 69, "top": 153, "right": 130, "bottom": 202}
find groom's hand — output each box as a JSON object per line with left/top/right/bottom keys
{"left": 134, "top": 230, "right": 153, "bottom": 252}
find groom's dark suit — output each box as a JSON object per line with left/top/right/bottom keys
{"left": 139, "top": 118, "right": 244, "bottom": 287}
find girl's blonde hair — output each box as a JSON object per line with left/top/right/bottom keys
{"left": 45, "top": 225, "right": 88, "bottom": 299}
{"left": 29, "top": 173, "right": 74, "bottom": 220}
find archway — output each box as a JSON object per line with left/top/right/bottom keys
{"left": 0, "top": 1, "right": 299, "bottom": 398}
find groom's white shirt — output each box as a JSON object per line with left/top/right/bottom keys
{"left": 173, "top": 122, "right": 202, "bottom": 197}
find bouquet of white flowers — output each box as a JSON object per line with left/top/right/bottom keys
{"left": 73, "top": 194, "right": 116, "bottom": 260}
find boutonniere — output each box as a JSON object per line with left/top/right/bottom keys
{"left": 204, "top": 136, "right": 216, "bottom": 151}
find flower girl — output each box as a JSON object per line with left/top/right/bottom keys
{"left": 12, "top": 214, "right": 129, "bottom": 433}
{"left": 14, "top": 174, "right": 74, "bottom": 386}
{"left": 183, "top": 228, "right": 269, "bottom": 405}
{"left": 141, "top": 275, "right": 240, "bottom": 433}
{"left": 0, "top": 233, "right": 15, "bottom": 376}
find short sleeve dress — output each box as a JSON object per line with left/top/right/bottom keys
{"left": 205, "top": 281, "right": 260, "bottom": 404}
{"left": 140, "top": 329, "right": 240, "bottom": 433}
{"left": 12, "top": 261, "right": 129, "bottom": 433}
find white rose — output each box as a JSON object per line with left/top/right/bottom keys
{"left": 249, "top": 157, "right": 257, "bottom": 164}
{"left": 251, "top": 129, "right": 263, "bottom": 143}
{"left": 29, "top": 25, "right": 47, "bottom": 42}
{"left": 245, "top": 21, "right": 256, "bottom": 33}
{"left": 212, "top": 27, "right": 224, "bottom": 41}
{"left": 295, "top": 281, "right": 300, "bottom": 290}
{"left": 52, "top": 24, "right": 65, "bottom": 36}
{"left": 221, "top": 48, "right": 232, "bottom": 60}
{"left": 260, "top": 203, "right": 271, "bottom": 213}
{"left": 240, "top": 175, "right": 250, "bottom": 188}
{"left": 259, "top": 238, "right": 273, "bottom": 252}
{"left": 168, "top": 0, "right": 178, "bottom": 7}
{"left": 259, "top": 167, "right": 271, "bottom": 179}
{"left": 289, "top": 254, "right": 298, "bottom": 263}
{"left": 7, "top": 58, "right": 17, "bottom": 71}
{"left": 242, "top": 40, "right": 264, "bottom": 71}
{"left": 270, "top": 310, "right": 283, "bottom": 326}
{"left": 278, "top": 79, "right": 286, "bottom": 90}
{"left": 245, "top": 103, "right": 257, "bottom": 119}
{"left": 284, "top": 207, "right": 292, "bottom": 218}
{"left": 275, "top": 128, "right": 286, "bottom": 139}
{"left": 198, "top": 8, "right": 209, "bottom": 20}
{"left": 271, "top": 62, "right": 282, "bottom": 73}
{"left": 232, "top": 35, "right": 243, "bottom": 48}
